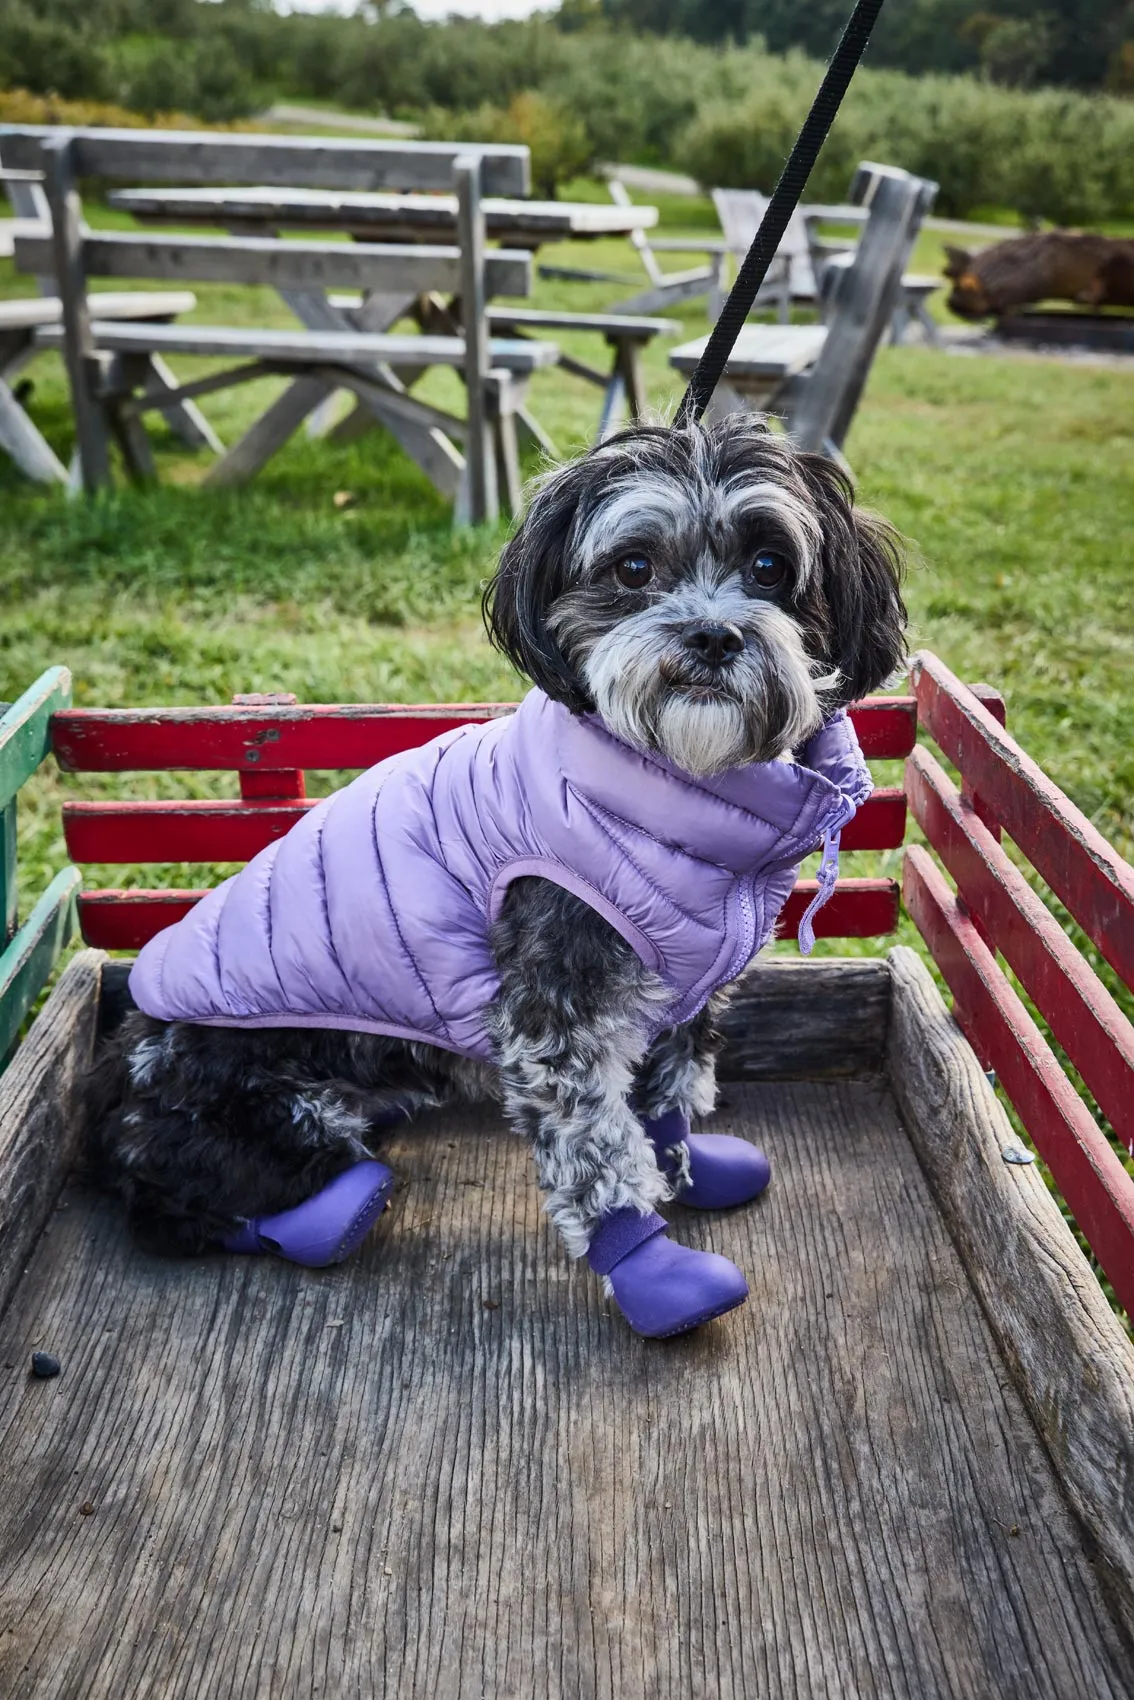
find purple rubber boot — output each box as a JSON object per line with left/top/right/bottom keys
{"left": 645, "top": 1109, "right": 771, "bottom": 1210}
{"left": 223, "top": 1159, "right": 394, "bottom": 1268}
{"left": 587, "top": 1208, "right": 748, "bottom": 1338}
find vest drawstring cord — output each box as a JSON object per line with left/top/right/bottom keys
{"left": 796, "top": 829, "right": 842, "bottom": 956}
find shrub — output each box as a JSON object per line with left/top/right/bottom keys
{"left": 421, "top": 92, "right": 593, "bottom": 199}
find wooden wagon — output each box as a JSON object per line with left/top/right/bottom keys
{"left": 1, "top": 651, "right": 1131, "bottom": 1699}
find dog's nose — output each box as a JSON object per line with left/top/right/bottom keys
{"left": 681, "top": 620, "right": 745, "bottom": 666}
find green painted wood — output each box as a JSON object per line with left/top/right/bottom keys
{"left": 0, "top": 666, "right": 71, "bottom": 812}
{"left": 1, "top": 801, "right": 15, "bottom": 947}
{"left": 0, "top": 867, "right": 80, "bottom": 1064}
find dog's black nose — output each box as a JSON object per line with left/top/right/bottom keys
{"left": 681, "top": 620, "right": 745, "bottom": 666}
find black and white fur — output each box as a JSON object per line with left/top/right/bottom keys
{"left": 88, "top": 416, "right": 906, "bottom": 1265}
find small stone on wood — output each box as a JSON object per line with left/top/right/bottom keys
{"left": 31, "top": 1352, "right": 60, "bottom": 1379}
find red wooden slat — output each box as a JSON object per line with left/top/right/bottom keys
{"left": 63, "top": 800, "right": 314, "bottom": 864}
{"left": 908, "top": 748, "right": 1134, "bottom": 1155}
{"left": 64, "top": 791, "right": 908, "bottom": 866}
{"left": 79, "top": 876, "right": 900, "bottom": 954}
{"left": 903, "top": 844, "right": 1134, "bottom": 1317}
{"left": 79, "top": 890, "right": 200, "bottom": 950}
{"left": 52, "top": 696, "right": 917, "bottom": 774}
{"left": 911, "top": 649, "right": 1134, "bottom": 992}
{"left": 779, "top": 878, "right": 900, "bottom": 939}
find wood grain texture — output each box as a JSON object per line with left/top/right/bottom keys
{"left": 48, "top": 697, "right": 914, "bottom": 774}
{"left": 0, "top": 950, "right": 102, "bottom": 1320}
{"left": 0, "top": 128, "right": 531, "bottom": 198}
{"left": 718, "top": 957, "right": 889, "bottom": 1079}
{"left": 886, "top": 944, "right": 1134, "bottom": 1643}
{"left": 1, "top": 1074, "right": 1129, "bottom": 1698}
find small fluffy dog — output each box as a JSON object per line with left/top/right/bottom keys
{"left": 89, "top": 415, "right": 906, "bottom": 1337}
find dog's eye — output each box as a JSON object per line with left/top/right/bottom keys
{"left": 614, "top": 556, "right": 654, "bottom": 590}
{"left": 746, "top": 550, "right": 788, "bottom": 591}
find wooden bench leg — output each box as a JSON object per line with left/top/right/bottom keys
{"left": 143, "top": 354, "right": 224, "bottom": 454}
{"left": 0, "top": 379, "right": 68, "bottom": 485}
{"left": 488, "top": 372, "right": 523, "bottom": 518}
{"left": 203, "top": 376, "right": 328, "bottom": 489}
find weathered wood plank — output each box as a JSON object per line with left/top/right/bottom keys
{"left": 0, "top": 666, "right": 71, "bottom": 812}
{"left": 0, "top": 379, "right": 67, "bottom": 484}
{"left": 16, "top": 233, "right": 532, "bottom": 302}
{"left": 0, "top": 869, "right": 81, "bottom": 1061}
{"left": 0, "top": 950, "right": 102, "bottom": 1318}
{"left": 40, "top": 136, "right": 110, "bottom": 492}
{"left": 0, "top": 128, "right": 531, "bottom": 198}
{"left": 107, "top": 187, "right": 656, "bottom": 240}
{"left": 50, "top": 696, "right": 915, "bottom": 774}
{"left": 718, "top": 957, "right": 889, "bottom": 1079}
{"left": 886, "top": 943, "right": 1134, "bottom": 1642}
{"left": 0, "top": 293, "right": 197, "bottom": 331}
{"left": 36, "top": 321, "right": 556, "bottom": 375}
{"left": 0, "top": 1078, "right": 1129, "bottom": 1697}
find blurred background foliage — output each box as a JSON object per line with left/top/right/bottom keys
{"left": 1, "top": 0, "right": 1133, "bottom": 219}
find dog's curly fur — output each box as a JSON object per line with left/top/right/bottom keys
{"left": 88, "top": 414, "right": 907, "bottom": 1264}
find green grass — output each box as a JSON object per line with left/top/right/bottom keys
{"left": 2, "top": 203, "right": 1133, "bottom": 1306}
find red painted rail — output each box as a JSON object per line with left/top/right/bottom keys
{"left": 903, "top": 846, "right": 1134, "bottom": 1318}
{"left": 51, "top": 696, "right": 918, "bottom": 773}
{"left": 77, "top": 877, "right": 900, "bottom": 954}
{"left": 60, "top": 790, "right": 910, "bottom": 865}
{"left": 907, "top": 747, "right": 1134, "bottom": 1157}
{"left": 911, "top": 650, "right": 1134, "bottom": 992}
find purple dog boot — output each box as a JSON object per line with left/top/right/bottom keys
{"left": 645, "top": 1108, "right": 771, "bottom": 1211}
{"left": 587, "top": 1207, "right": 748, "bottom": 1338}
{"left": 223, "top": 1159, "right": 394, "bottom": 1268}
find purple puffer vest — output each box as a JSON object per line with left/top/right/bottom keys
{"left": 129, "top": 690, "right": 872, "bottom": 1060}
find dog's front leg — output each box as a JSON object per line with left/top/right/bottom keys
{"left": 634, "top": 987, "right": 771, "bottom": 1213}
{"left": 488, "top": 878, "right": 748, "bottom": 1337}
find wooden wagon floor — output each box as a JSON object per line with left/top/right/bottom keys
{"left": 0, "top": 1081, "right": 1129, "bottom": 1700}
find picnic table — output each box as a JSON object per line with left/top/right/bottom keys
{"left": 109, "top": 184, "right": 669, "bottom": 450}
{"left": 108, "top": 186, "right": 658, "bottom": 250}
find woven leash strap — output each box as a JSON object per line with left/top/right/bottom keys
{"left": 675, "top": 0, "right": 887, "bottom": 429}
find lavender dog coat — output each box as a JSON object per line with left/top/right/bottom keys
{"left": 130, "top": 691, "right": 871, "bottom": 1060}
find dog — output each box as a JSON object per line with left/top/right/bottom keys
{"left": 88, "top": 414, "right": 906, "bottom": 1338}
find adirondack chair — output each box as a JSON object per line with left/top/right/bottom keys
{"left": 3, "top": 128, "right": 555, "bottom": 521}
{"left": 0, "top": 159, "right": 212, "bottom": 485}
{"left": 1, "top": 654, "right": 1132, "bottom": 1696}
{"left": 810, "top": 160, "right": 943, "bottom": 345}
{"left": 669, "top": 168, "right": 938, "bottom": 466}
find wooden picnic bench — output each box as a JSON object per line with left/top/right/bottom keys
{"left": 0, "top": 290, "right": 210, "bottom": 485}
{"left": 0, "top": 652, "right": 1131, "bottom": 1697}
{"left": 3, "top": 127, "right": 554, "bottom": 519}
{"left": 670, "top": 169, "right": 937, "bottom": 466}
{"left": 111, "top": 182, "right": 671, "bottom": 443}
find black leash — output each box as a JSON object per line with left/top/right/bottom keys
{"left": 675, "top": 0, "right": 887, "bottom": 429}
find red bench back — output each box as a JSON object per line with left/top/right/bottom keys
{"left": 51, "top": 693, "right": 918, "bottom": 953}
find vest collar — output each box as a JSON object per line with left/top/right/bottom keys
{"left": 524, "top": 691, "right": 870, "bottom": 875}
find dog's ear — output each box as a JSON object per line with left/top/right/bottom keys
{"left": 482, "top": 460, "right": 596, "bottom": 712}
{"left": 796, "top": 454, "right": 908, "bottom": 706}
{"left": 942, "top": 244, "right": 971, "bottom": 279}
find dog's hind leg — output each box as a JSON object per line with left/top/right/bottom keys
{"left": 488, "top": 878, "right": 749, "bottom": 1337}
{"left": 91, "top": 1014, "right": 382, "bottom": 1256}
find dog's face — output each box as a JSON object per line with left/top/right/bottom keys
{"left": 484, "top": 416, "right": 907, "bottom": 777}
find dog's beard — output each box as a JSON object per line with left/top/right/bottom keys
{"left": 580, "top": 601, "right": 836, "bottom": 776}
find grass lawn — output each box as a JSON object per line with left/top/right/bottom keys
{"left": 2, "top": 194, "right": 1132, "bottom": 1287}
